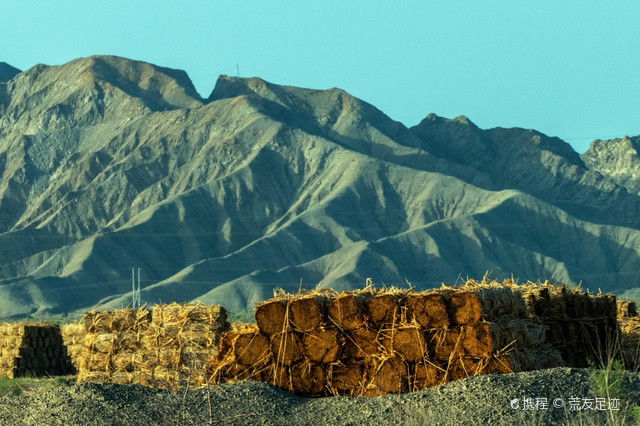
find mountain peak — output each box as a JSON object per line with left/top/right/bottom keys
{"left": 83, "top": 55, "right": 203, "bottom": 109}
{"left": 0, "top": 62, "right": 21, "bottom": 82}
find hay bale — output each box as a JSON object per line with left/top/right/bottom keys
{"left": 446, "top": 357, "right": 485, "bottom": 380}
{"left": 412, "top": 362, "right": 443, "bottom": 391}
{"left": 290, "top": 361, "right": 325, "bottom": 396}
{"left": 289, "top": 294, "right": 326, "bottom": 332}
{"left": 368, "top": 357, "right": 409, "bottom": 395}
{"left": 0, "top": 322, "right": 73, "bottom": 378}
{"left": 367, "top": 293, "right": 402, "bottom": 327}
{"left": 343, "top": 328, "right": 379, "bottom": 360}
{"left": 449, "top": 292, "right": 483, "bottom": 325}
{"left": 405, "top": 292, "right": 449, "bottom": 328}
{"left": 461, "top": 320, "right": 548, "bottom": 357}
{"left": 302, "top": 327, "right": 341, "bottom": 363}
{"left": 566, "top": 289, "right": 594, "bottom": 318}
{"left": 271, "top": 332, "right": 303, "bottom": 366}
{"left": 328, "top": 293, "right": 366, "bottom": 330}
{"left": 431, "top": 328, "right": 464, "bottom": 361}
{"left": 83, "top": 308, "right": 151, "bottom": 334}
{"left": 328, "top": 363, "right": 364, "bottom": 396}
{"left": 231, "top": 325, "right": 270, "bottom": 366}
{"left": 255, "top": 299, "right": 289, "bottom": 335}
{"left": 152, "top": 303, "right": 227, "bottom": 328}
{"left": 384, "top": 326, "right": 426, "bottom": 362}
{"left": 547, "top": 285, "right": 567, "bottom": 318}
{"left": 618, "top": 300, "right": 638, "bottom": 319}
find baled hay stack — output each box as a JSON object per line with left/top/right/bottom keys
{"left": 61, "top": 322, "right": 86, "bottom": 372}
{"left": 142, "top": 302, "right": 229, "bottom": 388}
{"left": 618, "top": 300, "right": 638, "bottom": 319}
{"left": 0, "top": 322, "right": 74, "bottom": 378}
{"left": 619, "top": 316, "right": 640, "bottom": 370}
{"left": 79, "top": 304, "right": 229, "bottom": 389}
{"left": 78, "top": 308, "right": 152, "bottom": 385}
{"left": 211, "top": 281, "right": 582, "bottom": 397}
{"left": 83, "top": 308, "right": 151, "bottom": 334}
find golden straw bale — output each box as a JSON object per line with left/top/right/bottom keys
{"left": 328, "top": 293, "right": 366, "bottom": 330}
{"left": 405, "top": 292, "right": 449, "bottom": 328}
{"left": 328, "top": 363, "right": 364, "bottom": 396}
{"left": 621, "top": 317, "right": 640, "bottom": 334}
{"left": 367, "top": 293, "right": 402, "bottom": 327}
{"left": 521, "top": 285, "right": 551, "bottom": 318}
{"left": 446, "top": 357, "right": 484, "bottom": 380}
{"left": 83, "top": 308, "right": 151, "bottom": 334}
{"left": 112, "top": 351, "right": 144, "bottom": 372}
{"left": 255, "top": 298, "right": 290, "bottom": 335}
{"left": 368, "top": 357, "right": 410, "bottom": 395}
{"left": 618, "top": 300, "right": 638, "bottom": 319}
{"left": 290, "top": 361, "right": 325, "bottom": 396}
{"left": 343, "top": 328, "right": 379, "bottom": 360}
{"left": 381, "top": 326, "right": 426, "bottom": 362}
{"left": 289, "top": 294, "right": 326, "bottom": 332}
{"left": 302, "top": 327, "right": 341, "bottom": 363}
{"left": 449, "top": 292, "right": 483, "bottom": 325}
{"left": 460, "top": 324, "right": 495, "bottom": 357}
{"left": 547, "top": 285, "right": 567, "bottom": 318}
{"left": 271, "top": 332, "right": 303, "bottom": 366}
{"left": 412, "top": 362, "right": 443, "bottom": 391}
{"left": 232, "top": 326, "right": 270, "bottom": 366}
{"left": 152, "top": 302, "right": 227, "bottom": 327}
{"left": 431, "top": 328, "right": 464, "bottom": 361}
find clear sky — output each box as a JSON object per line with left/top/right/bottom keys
{"left": 2, "top": 1, "right": 639, "bottom": 153}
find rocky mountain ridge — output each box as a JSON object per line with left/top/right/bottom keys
{"left": 0, "top": 55, "right": 639, "bottom": 317}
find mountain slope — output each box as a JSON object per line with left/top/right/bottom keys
{"left": 1, "top": 56, "right": 640, "bottom": 317}
{"left": 0, "top": 62, "right": 20, "bottom": 82}
{"left": 582, "top": 136, "right": 640, "bottom": 195}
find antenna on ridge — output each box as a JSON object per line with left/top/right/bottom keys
{"left": 236, "top": 63, "right": 240, "bottom": 77}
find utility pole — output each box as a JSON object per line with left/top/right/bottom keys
{"left": 131, "top": 268, "right": 136, "bottom": 308}
{"left": 236, "top": 63, "right": 240, "bottom": 77}
{"left": 137, "top": 267, "right": 141, "bottom": 307}
{"left": 131, "top": 267, "right": 142, "bottom": 308}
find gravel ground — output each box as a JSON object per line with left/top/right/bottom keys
{"left": 1, "top": 368, "right": 639, "bottom": 425}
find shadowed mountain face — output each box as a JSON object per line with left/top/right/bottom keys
{"left": 0, "top": 63, "right": 20, "bottom": 83}
{"left": 1, "top": 55, "right": 640, "bottom": 317}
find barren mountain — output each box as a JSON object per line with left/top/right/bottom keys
{"left": 1, "top": 55, "right": 639, "bottom": 317}
{"left": 583, "top": 136, "right": 640, "bottom": 196}
{"left": 0, "top": 62, "right": 20, "bottom": 83}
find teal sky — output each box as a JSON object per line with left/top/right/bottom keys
{"left": 2, "top": 1, "right": 639, "bottom": 153}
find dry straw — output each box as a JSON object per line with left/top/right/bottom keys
{"left": 209, "top": 279, "right": 613, "bottom": 397}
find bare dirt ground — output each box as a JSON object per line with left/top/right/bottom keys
{"left": 1, "top": 367, "right": 639, "bottom": 425}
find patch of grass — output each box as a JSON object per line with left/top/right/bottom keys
{"left": 0, "top": 312, "right": 84, "bottom": 325}
{"left": 588, "top": 359, "right": 640, "bottom": 425}
{"left": 0, "top": 375, "right": 75, "bottom": 398}
{"left": 227, "top": 310, "right": 255, "bottom": 323}
{"left": 590, "top": 359, "right": 626, "bottom": 400}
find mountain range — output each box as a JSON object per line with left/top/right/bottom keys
{"left": 1, "top": 55, "right": 639, "bottom": 317}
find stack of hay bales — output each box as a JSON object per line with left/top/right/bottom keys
{"left": 77, "top": 303, "right": 229, "bottom": 388}
{"left": 617, "top": 300, "right": 640, "bottom": 370}
{"left": 61, "top": 322, "right": 86, "bottom": 372}
{"left": 0, "top": 322, "right": 74, "bottom": 378}
{"left": 140, "top": 303, "right": 229, "bottom": 388}
{"left": 78, "top": 308, "right": 152, "bottom": 385}
{"left": 466, "top": 281, "right": 618, "bottom": 368}
{"left": 209, "top": 280, "right": 618, "bottom": 397}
